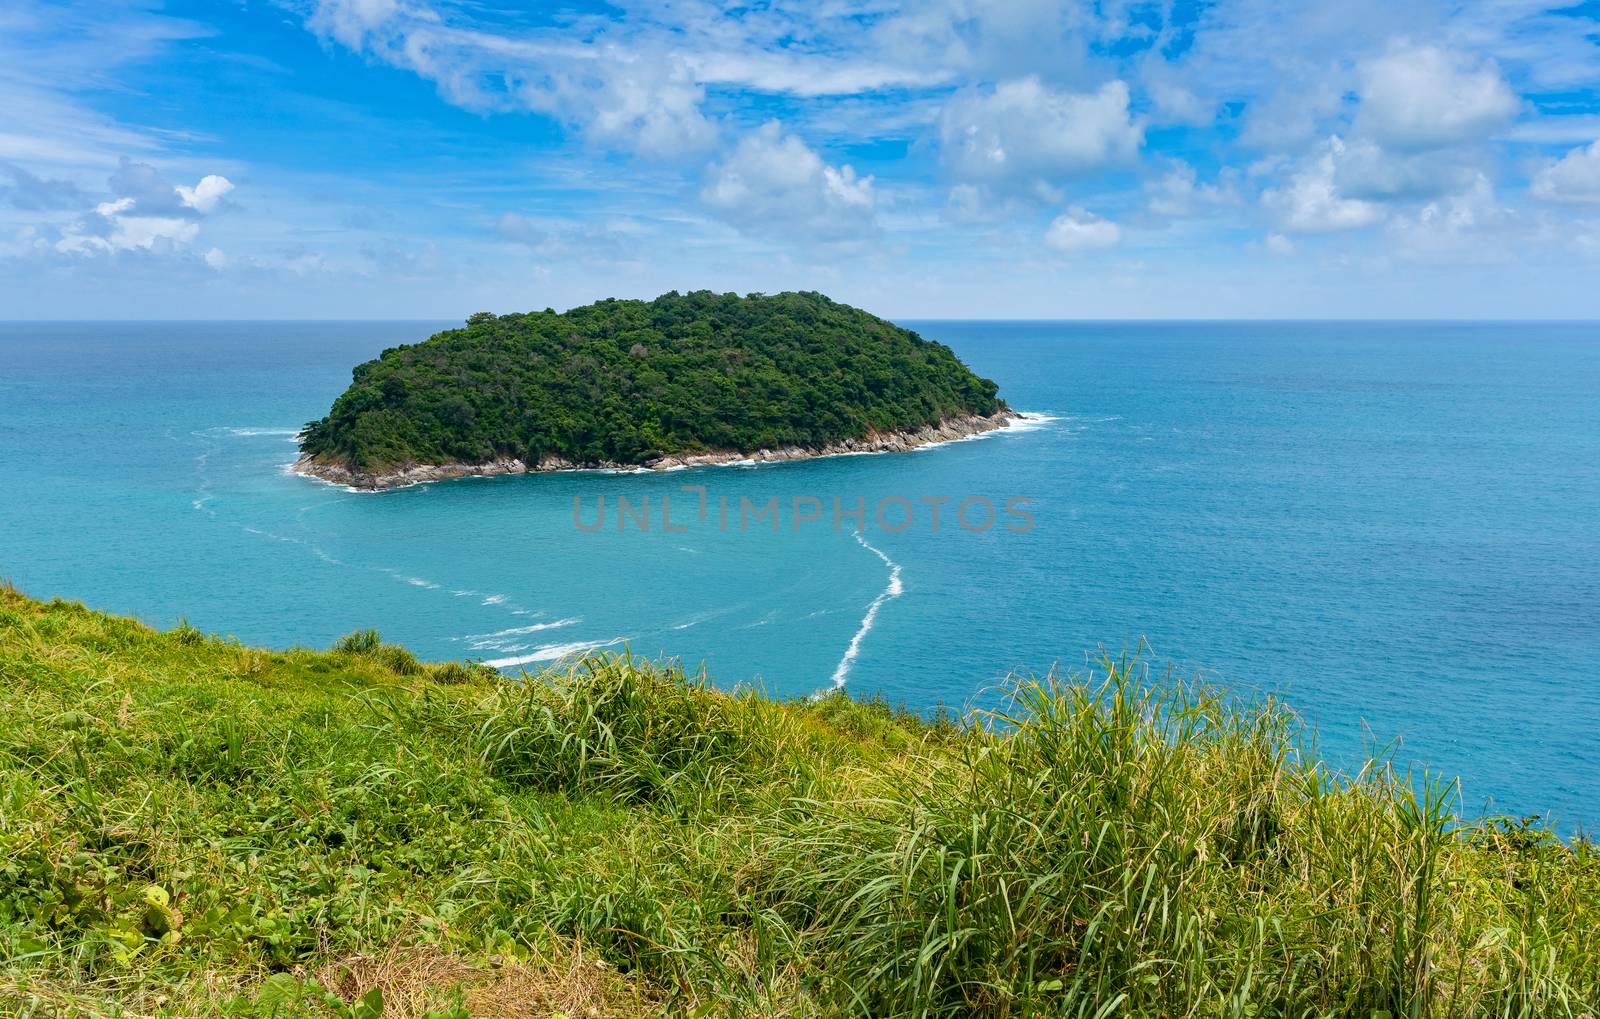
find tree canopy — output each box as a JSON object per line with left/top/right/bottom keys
{"left": 299, "top": 290, "right": 1005, "bottom": 471}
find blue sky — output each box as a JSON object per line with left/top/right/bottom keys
{"left": 3, "top": 0, "right": 1600, "bottom": 318}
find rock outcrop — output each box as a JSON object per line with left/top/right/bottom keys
{"left": 290, "top": 410, "right": 1023, "bottom": 491}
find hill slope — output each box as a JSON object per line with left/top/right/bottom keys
{"left": 2, "top": 585, "right": 1597, "bottom": 1016}
{"left": 295, "top": 291, "right": 1010, "bottom": 489}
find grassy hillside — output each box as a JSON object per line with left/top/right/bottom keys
{"left": 1, "top": 584, "right": 1596, "bottom": 1018}
{"left": 297, "top": 291, "right": 1004, "bottom": 473}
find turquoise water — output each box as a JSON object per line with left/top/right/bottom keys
{"left": 3, "top": 321, "right": 1597, "bottom": 825}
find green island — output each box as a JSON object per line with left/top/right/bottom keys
{"left": 294, "top": 291, "right": 1014, "bottom": 490}
{"left": 1, "top": 584, "right": 1595, "bottom": 1017}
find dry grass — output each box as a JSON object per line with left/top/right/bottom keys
{"left": 314, "top": 940, "right": 660, "bottom": 1018}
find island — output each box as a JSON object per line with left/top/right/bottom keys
{"left": 292, "top": 290, "right": 1018, "bottom": 489}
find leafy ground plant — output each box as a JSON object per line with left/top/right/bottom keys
{"left": 1, "top": 584, "right": 1596, "bottom": 1017}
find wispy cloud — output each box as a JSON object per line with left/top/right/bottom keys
{"left": 3, "top": 0, "right": 1600, "bottom": 316}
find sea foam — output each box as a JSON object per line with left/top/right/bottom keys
{"left": 826, "top": 532, "right": 904, "bottom": 691}
{"left": 484, "top": 636, "right": 627, "bottom": 669}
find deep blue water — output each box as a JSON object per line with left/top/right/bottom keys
{"left": 2, "top": 321, "right": 1597, "bottom": 825}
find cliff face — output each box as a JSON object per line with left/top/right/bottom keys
{"left": 296, "top": 290, "right": 1006, "bottom": 479}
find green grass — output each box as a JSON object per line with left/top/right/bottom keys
{"left": 1, "top": 585, "right": 1596, "bottom": 1017}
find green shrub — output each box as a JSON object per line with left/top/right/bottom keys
{"left": 333, "top": 628, "right": 383, "bottom": 655}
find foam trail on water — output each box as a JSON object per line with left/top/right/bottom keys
{"left": 484, "top": 636, "right": 626, "bottom": 669}
{"left": 827, "top": 532, "right": 904, "bottom": 691}
{"left": 458, "top": 618, "right": 581, "bottom": 650}
{"left": 220, "top": 426, "right": 301, "bottom": 438}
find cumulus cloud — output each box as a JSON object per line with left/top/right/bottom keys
{"left": 1045, "top": 208, "right": 1120, "bottom": 252}
{"left": 1262, "top": 137, "right": 1385, "bottom": 234}
{"left": 55, "top": 160, "right": 233, "bottom": 255}
{"left": 1146, "top": 161, "right": 1240, "bottom": 217}
{"left": 1356, "top": 44, "right": 1519, "bottom": 150}
{"left": 1265, "top": 232, "right": 1296, "bottom": 256}
{"left": 177, "top": 174, "right": 234, "bottom": 213}
{"left": 1531, "top": 140, "right": 1600, "bottom": 204}
{"left": 544, "top": 55, "right": 717, "bottom": 160}
{"left": 1385, "top": 174, "right": 1514, "bottom": 261}
{"left": 1145, "top": 78, "right": 1216, "bottom": 128}
{"left": 1327, "top": 138, "right": 1483, "bottom": 202}
{"left": 0, "top": 161, "right": 84, "bottom": 210}
{"left": 701, "top": 121, "right": 875, "bottom": 241}
{"left": 940, "top": 78, "right": 1142, "bottom": 199}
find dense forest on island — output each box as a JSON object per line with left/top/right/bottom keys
{"left": 298, "top": 291, "right": 1006, "bottom": 472}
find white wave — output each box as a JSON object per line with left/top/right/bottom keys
{"left": 280, "top": 460, "right": 363, "bottom": 492}
{"left": 906, "top": 410, "right": 1057, "bottom": 451}
{"left": 826, "top": 532, "right": 904, "bottom": 691}
{"left": 484, "top": 636, "right": 627, "bottom": 669}
{"left": 670, "top": 602, "right": 746, "bottom": 631}
{"left": 311, "top": 545, "right": 344, "bottom": 566}
{"left": 378, "top": 567, "right": 442, "bottom": 590}
{"left": 481, "top": 594, "right": 507, "bottom": 606}
{"left": 738, "top": 609, "right": 779, "bottom": 630}
{"left": 220, "top": 426, "right": 302, "bottom": 438}
{"left": 999, "top": 411, "right": 1063, "bottom": 434}
{"left": 460, "top": 618, "right": 580, "bottom": 642}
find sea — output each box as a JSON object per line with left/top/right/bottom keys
{"left": 2, "top": 320, "right": 1596, "bottom": 826}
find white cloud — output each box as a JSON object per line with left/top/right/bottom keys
{"left": 308, "top": 0, "right": 404, "bottom": 51}
{"left": 495, "top": 211, "right": 632, "bottom": 261}
{"left": 310, "top": 0, "right": 717, "bottom": 158}
{"left": 940, "top": 78, "right": 1142, "bottom": 199}
{"left": 1356, "top": 44, "right": 1519, "bottom": 150}
{"left": 1146, "top": 161, "right": 1240, "bottom": 217}
{"left": 54, "top": 161, "right": 232, "bottom": 255}
{"left": 177, "top": 175, "right": 234, "bottom": 214}
{"left": 1503, "top": 116, "right": 1600, "bottom": 145}
{"left": 0, "top": 161, "right": 83, "bottom": 210}
{"left": 1329, "top": 137, "right": 1484, "bottom": 201}
{"left": 1045, "top": 208, "right": 1120, "bottom": 252}
{"left": 1385, "top": 174, "right": 1514, "bottom": 261}
{"left": 1145, "top": 78, "right": 1216, "bottom": 128}
{"left": 869, "top": 1, "right": 1101, "bottom": 82}
{"left": 1262, "top": 137, "right": 1386, "bottom": 234}
{"left": 1531, "top": 140, "right": 1600, "bottom": 204}
{"left": 701, "top": 122, "right": 875, "bottom": 242}
{"left": 590, "top": 68, "right": 714, "bottom": 159}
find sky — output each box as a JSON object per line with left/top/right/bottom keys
{"left": 3, "top": 0, "right": 1600, "bottom": 319}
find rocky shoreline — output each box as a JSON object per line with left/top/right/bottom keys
{"left": 289, "top": 409, "right": 1024, "bottom": 491}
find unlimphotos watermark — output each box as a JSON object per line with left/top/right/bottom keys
{"left": 573, "top": 484, "right": 1034, "bottom": 534}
